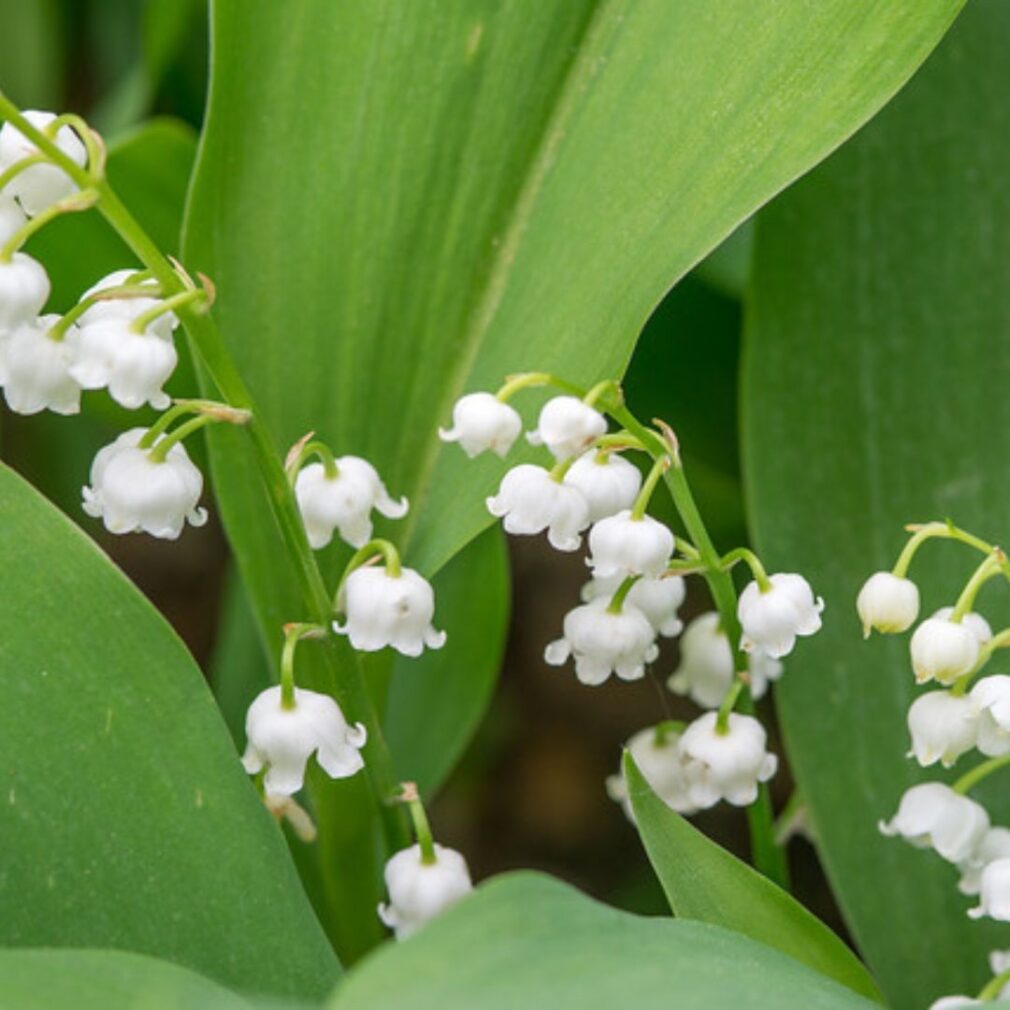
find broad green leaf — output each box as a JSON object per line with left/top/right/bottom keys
{"left": 624, "top": 754, "right": 883, "bottom": 1003}
{"left": 742, "top": 2, "right": 1010, "bottom": 1005}
{"left": 329, "top": 872, "right": 876, "bottom": 1010}
{"left": 0, "top": 0, "right": 63, "bottom": 108}
{"left": 183, "top": 0, "right": 962, "bottom": 961}
{"left": 0, "top": 464, "right": 338, "bottom": 998}
{"left": 0, "top": 949, "right": 253, "bottom": 1010}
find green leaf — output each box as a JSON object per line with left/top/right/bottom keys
{"left": 0, "top": 0, "right": 64, "bottom": 108}
{"left": 0, "top": 463, "right": 338, "bottom": 999}
{"left": 329, "top": 872, "right": 877, "bottom": 1010}
{"left": 0, "top": 949, "right": 255, "bottom": 1010}
{"left": 742, "top": 2, "right": 1010, "bottom": 1005}
{"left": 624, "top": 754, "right": 884, "bottom": 1003}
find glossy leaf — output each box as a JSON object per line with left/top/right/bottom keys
{"left": 329, "top": 872, "right": 876, "bottom": 1010}
{"left": 624, "top": 754, "right": 884, "bottom": 1003}
{"left": 743, "top": 2, "right": 1010, "bottom": 1005}
{"left": 0, "top": 464, "right": 338, "bottom": 999}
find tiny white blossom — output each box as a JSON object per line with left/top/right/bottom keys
{"left": 906, "top": 690, "right": 979, "bottom": 768}
{"left": 678, "top": 711, "right": 778, "bottom": 809}
{"left": 77, "top": 269, "right": 177, "bottom": 338}
{"left": 879, "top": 782, "right": 989, "bottom": 863}
{"left": 668, "top": 611, "right": 783, "bottom": 709}
{"left": 81, "top": 427, "right": 207, "bottom": 539}
{"left": 438, "top": 391, "right": 522, "bottom": 458}
{"left": 958, "top": 827, "right": 1010, "bottom": 895}
{"left": 0, "top": 251, "right": 50, "bottom": 329}
{"left": 971, "top": 675, "right": 1010, "bottom": 756}
{"left": 856, "top": 571, "right": 920, "bottom": 637}
{"left": 378, "top": 843, "right": 473, "bottom": 940}
{"left": 544, "top": 597, "right": 658, "bottom": 686}
{"left": 241, "top": 685, "right": 366, "bottom": 797}
{"left": 587, "top": 510, "right": 674, "bottom": 579}
{"left": 70, "top": 316, "right": 177, "bottom": 409}
{"left": 562, "top": 451, "right": 642, "bottom": 523}
{"left": 0, "top": 110, "right": 87, "bottom": 216}
{"left": 334, "top": 565, "right": 445, "bottom": 657}
{"left": 294, "top": 457, "right": 408, "bottom": 550}
{"left": 486, "top": 462, "right": 589, "bottom": 551}
{"left": 910, "top": 615, "right": 982, "bottom": 686}
{"left": 0, "top": 197, "right": 27, "bottom": 247}
{"left": 526, "top": 395, "right": 607, "bottom": 460}
{"left": 0, "top": 313, "right": 80, "bottom": 415}
{"left": 606, "top": 726, "right": 697, "bottom": 821}
{"left": 969, "top": 857, "right": 1010, "bottom": 921}
{"left": 737, "top": 573, "right": 823, "bottom": 659}
{"left": 582, "top": 572, "right": 686, "bottom": 638}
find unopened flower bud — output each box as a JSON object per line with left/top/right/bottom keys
{"left": 438, "top": 392, "right": 521, "bottom": 458}
{"left": 909, "top": 615, "right": 981, "bottom": 686}
{"left": 856, "top": 571, "right": 919, "bottom": 637}
{"left": 526, "top": 395, "right": 606, "bottom": 460}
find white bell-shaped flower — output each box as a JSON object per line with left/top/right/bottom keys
{"left": 906, "top": 690, "right": 979, "bottom": 768}
{"left": 0, "top": 313, "right": 80, "bottom": 415}
{"left": 334, "top": 565, "right": 445, "bottom": 657}
{"left": 678, "top": 712, "right": 777, "bottom": 809}
{"left": 587, "top": 510, "right": 674, "bottom": 579}
{"left": 958, "top": 827, "right": 1010, "bottom": 895}
{"left": 668, "top": 611, "right": 783, "bottom": 709}
{"left": 857, "top": 571, "right": 920, "bottom": 637}
{"left": 910, "top": 615, "right": 982, "bottom": 686}
{"left": 241, "top": 685, "right": 366, "bottom": 796}
{"left": 81, "top": 427, "right": 207, "bottom": 539}
{"left": 0, "top": 196, "right": 26, "bottom": 246}
{"left": 562, "top": 451, "right": 642, "bottom": 523}
{"left": 606, "top": 726, "right": 697, "bottom": 821}
{"left": 969, "top": 857, "right": 1010, "bottom": 921}
{"left": 582, "top": 572, "right": 686, "bottom": 638}
{"left": 971, "top": 676, "right": 1010, "bottom": 756}
{"left": 378, "top": 843, "right": 473, "bottom": 940}
{"left": 70, "top": 316, "right": 177, "bottom": 409}
{"left": 526, "top": 395, "right": 607, "bottom": 460}
{"left": 737, "top": 573, "right": 823, "bottom": 659}
{"left": 0, "top": 251, "right": 50, "bottom": 329}
{"left": 438, "top": 391, "right": 521, "bottom": 458}
{"left": 0, "top": 110, "right": 87, "bottom": 216}
{"left": 294, "top": 457, "right": 408, "bottom": 550}
{"left": 77, "top": 269, "right": 177, "bottom": 338}
{"left": 544, "top": 597, "right": 658, "bottom": 686}
{"left": 932, "top": 606, "right": 993, "bottom": 645}
{"left": 486, "top": 463, "right": 590, "bottom": 551}
{"left": 879, "top": 782, "right": 989, "bottom": 863}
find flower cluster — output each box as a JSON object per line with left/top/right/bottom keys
{"left": 866, "top": 523, "right": 1010, "bottom": 1005}
{"left": 441, "top": 377, "right": 823, "bottom": 817}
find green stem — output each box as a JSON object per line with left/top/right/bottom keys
{"left": 130, "top": 286, "right": 206, "bottom": 332}
{"left": 583, "top": 378, "right": 621, "bottom": 408}
{"left": 721, "top": 547, "right": 772, "bottom": 592}
{"left": 334, "top": 539, "right": 404, "bottom": 609}
{"left": 953, "top": 626, "right": 1010, "bottom": 696}
{"left": 280, "top": 623, "right": 325, "bottom": 710}
{"left": 287, "top": 438, "right": 339, "bottom": 481}
{"left": 148, "top": 414, "right": 215, "bottom": 462}
{"left": 716, "top": 678, "right": 746, "bottom": 734}
{"left": 606, "top": 575, "right": 640, "bottom": 614}
{"left": 652, "top": 719, "right": 687, "bottom": 746}
{"left": 895, "top": 520, "right": 1010, "bottom": 587}
{"left": 0, "top": 153, "right": 47, "bottom": 192}
{"left": 402, "top": 784, "right": 437, "bottom": 865}
{"left": 953, "top": 753, "right": 1010, "bottom": 795}
{"left": 978, "top": 966, "right": 1010, "bottom": 1001}
{"left": 951, "top": 552, "right": 1003, "bottom": 622}
{"left": 630, "top": 456, "right": 669, "bottom": 520}
{"left": 50, "top": 277, "right": 162, "bottom": 340}
{"left": 548, "top": 454, "right": 578, "bottom": 482}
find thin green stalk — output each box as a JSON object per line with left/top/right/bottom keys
{"left": 606, "top": 575, "right": 640, "bottom": 614}
{"left": 402, "top": 783, "right": 437, "bottom": 865}
{"left": 953, "top": 753, "right": 1010, "bottom": 795}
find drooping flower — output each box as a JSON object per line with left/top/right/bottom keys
{"left": 0, "top": 109, "right": 87, "bottom": 216}
{"left": 438, "top": 391, "right": 522, "bottom": 458}
{"left": 587, "top": 510, "right": 674, "bottom": 579}
{"left": 910, "top": 615, "right": 982, "bottom": 686}
{"left": 0, "top": 251, "right": 50, "bottom": 329}
{"left": 737, "top": 573, "right": 823, "bottom": 659}
{"left": 906, "top": 690, "right": 979, "bottom": 768}
{"left": 0, "top": 313, "right": 80, "bottom": 415}
{"left": 241, "top": 685, "right": 366, "bottom": 796}
{"left": 606, "top": 726, "right": 697, "bottom": 821}
{"left": 971, "top": 675, "right": 1010, "bottom": 756}
{"left": 879, "top": 782, "right": 989, "bottom": 863}
{"left": 294, "top": 457, "right": 408, "bottom": 549}
{"left": 969, "top": 857, "right": 1010, "bottom": 921}
{"left": 856, "top": 571, "right": 920, "bottom": 637}
{"left": 667, "top": 611, "right": 783, "bottom": 709}
{"left": 582, "top": 572, "right": 686, "bottom": 638}
{"left": 526, "top": 395, "right": 607, "bottom": 460}
{"left": 678, "top": 711, "right": 778, "bottom": 809}
{"left": 958, "top": 827, "right": 1010, "bottom": 895}
{"left": 378, "top": 843, "right": 473, "bottom": 940}
{"left": 334, "top": 565, "right": 445, "bottom": 657}
{"left": 562, "top": 451, "right": 642, "bottom": 524}
{"left": 486, "top": 463, "right": 590, "bottom": 551}
{"left": 81, "top": 427, "right": 207, "bottom": 538}
{"left": 544, "top": 597, "right": 658, "bottom": 686}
